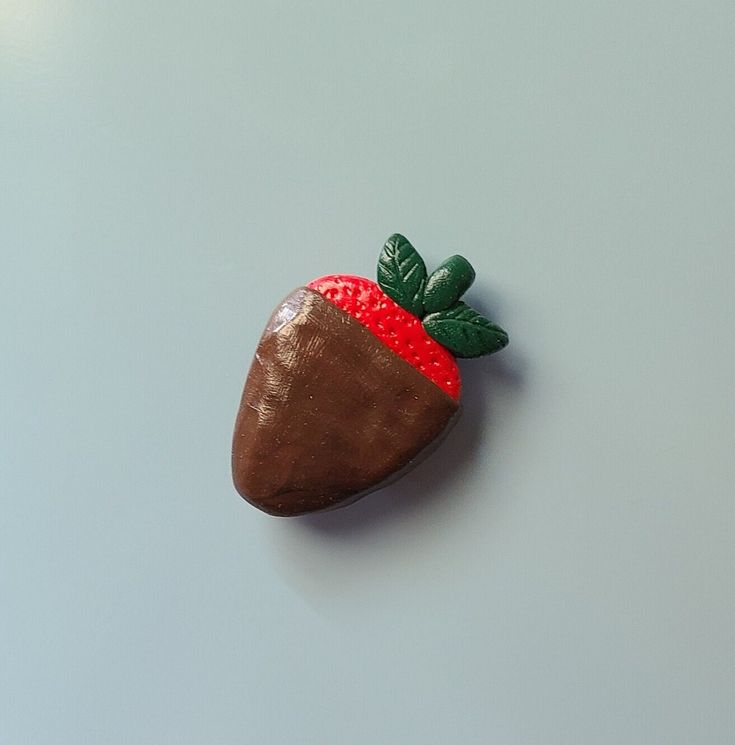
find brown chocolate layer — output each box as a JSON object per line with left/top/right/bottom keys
{"left": 232, "top": 287, "right": 459, "bottom": 516}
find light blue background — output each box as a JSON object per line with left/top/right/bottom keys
{"left": 2, "top": 2, "right": 734, "bottom": 743}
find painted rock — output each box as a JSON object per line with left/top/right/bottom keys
{"left": 232, "top": 234, "right": 509, "bottom": 516}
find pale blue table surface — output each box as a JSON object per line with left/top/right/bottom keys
{"left": 2, "top": 2, "right": 734, "bottom": 743}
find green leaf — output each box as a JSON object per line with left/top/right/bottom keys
{"left": 423, "top": 255, "right": 476, "bottom": 313}
{"left": 423, "top": 302, "right": 509, "bottom": 358}
{"left": 377, "top": 234, "right": 427, "bottom": 317}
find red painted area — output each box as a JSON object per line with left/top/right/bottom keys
{"left": 307, "top": 275, "right": 461, "bottom": 400}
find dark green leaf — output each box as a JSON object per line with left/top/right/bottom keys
{"left": 423, "top": 302, "right": 509, "bottom": 358}
{"left": 377, "top": 234, "right": 427, "bottom": 317}
{"left": 423, "top": 255, "right": 476, "bottom": 313}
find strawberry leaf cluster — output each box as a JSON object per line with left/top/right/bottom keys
{"left": 377, "top": 233, "right": 509, "bottom": 358}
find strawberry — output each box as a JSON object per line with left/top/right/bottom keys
{"left": 232, "top": 234, "right": 508, "bottom": 516}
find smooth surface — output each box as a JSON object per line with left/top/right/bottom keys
{"left": 1, "top": 2, "right": 734, "bottom": 743}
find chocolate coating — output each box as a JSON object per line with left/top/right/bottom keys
{"left": 232, "top": 287, "right": 459, "bottom": 516}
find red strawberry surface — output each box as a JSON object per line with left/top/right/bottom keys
{"left": 308, "top": 274, "right": 461, "bottom": 399}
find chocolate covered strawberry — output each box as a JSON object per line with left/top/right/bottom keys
{"left": 232, "top": 234, "right": 508, "bottom": 516}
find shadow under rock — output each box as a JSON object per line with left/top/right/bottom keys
{"left": 283, "top": 343, "right": 525, "bottom": 540}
